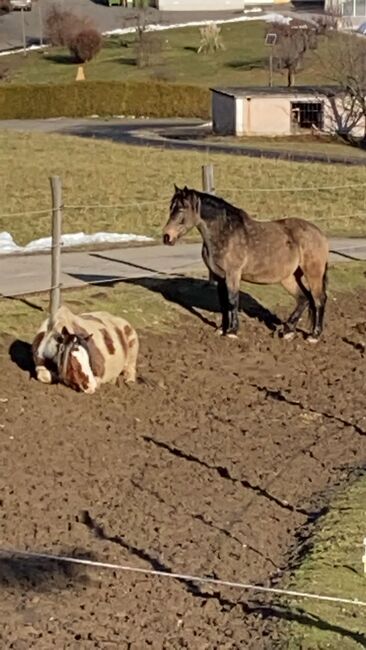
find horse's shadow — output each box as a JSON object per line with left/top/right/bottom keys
{"left": 123, "top": 276, "right": 281, "bottom": 331}
{"left": 9, "top": 340, "right": 35, "bottom": 377}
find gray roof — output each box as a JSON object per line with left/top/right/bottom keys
{"left": 210, "top": 86, "right": 341, "bottom": 98}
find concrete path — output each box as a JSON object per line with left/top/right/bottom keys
{"left": 0, "top": 238, "right": 365, "bottom": 297}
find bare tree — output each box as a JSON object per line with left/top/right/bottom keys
{"left": 268, "top": 21, "right": 319, "bottom": 87}
{"left": 133, "top": 7, "right": 161, "bottom": 68}
{"left": 321, "top": 33, "right": 366, "bottom": 140}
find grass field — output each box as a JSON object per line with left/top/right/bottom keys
{"left": 1, "top": 130, "right": 366, "bottom": 247}
{"left": 2, "top": 21, "right": 328, "bottom": 88}
{"left": 279, "top": 473, "right": 366, "bottom": 649}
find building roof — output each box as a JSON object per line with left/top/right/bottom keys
{"left": 210, "top": 86, "right": 341, "bottom": 98}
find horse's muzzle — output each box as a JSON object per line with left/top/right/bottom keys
{"left": 163, "top": 234, "right": 175, "bottom": 246}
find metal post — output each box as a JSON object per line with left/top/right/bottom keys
{"left": 49, "top": 176, "right": 62, "bottom": 326}
{"left": 38, "top": 2, "right": 43, "bottom": 47}
{"left": 202, "top": 163, "right": 215, "bottom": 194}
{"left": 20, "top": 8, "right": 26, "bottom": 56}
{"left": 269, "top": 50, "right": 273, "bottom": 88}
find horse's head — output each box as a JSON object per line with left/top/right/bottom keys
{"left": 163, "top": 185, "right": 201, "bottom": 246}
{"left": 56, "top": 326, "right": 97, "bottom": 394}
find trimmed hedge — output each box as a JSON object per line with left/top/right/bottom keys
{"left": 0, "top": 80, "right": 210, "bottom": 119}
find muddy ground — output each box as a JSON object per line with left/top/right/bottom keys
{"left": 0, "top": 288, "right": 365, "bottom": 649}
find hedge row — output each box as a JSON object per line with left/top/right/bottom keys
{"left": 0, "top": 80, "right": 210, "bottom": 120}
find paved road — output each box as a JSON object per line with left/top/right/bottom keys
{"left": 0, "top": 239, "right": 364, "bottom": 297}
{"left": 2, "top": 117, "right": 366, "bottom": 166}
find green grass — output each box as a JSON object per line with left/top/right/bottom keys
{"left": 3, "top": 21, "right": 328, "bottom": 88}
{"left": 209, "top": 134, "right": 366, "bottom": 161}
{"left": 279, "top": 473, "right": 366, "bottom": 649}
{"left": 1, "top": 130, "right": 366, "bottom": 247}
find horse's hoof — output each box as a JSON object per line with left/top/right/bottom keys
{"left": 216, "top": 327, "right": 223, "bottom": 336}
{"left": 226, "top": 333, "right": 238, "bottom": 339}
{"left": 282, "top": 330, "right": 295, "bottom": 341}
{"left": 307, "top": 336, "right": 319, "bottom": 345}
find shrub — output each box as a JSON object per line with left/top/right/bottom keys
{"left": 45, "top": 7, "right": 92, "bottom": 48}
{"left": 198, "top": 23, "right": 225, "bottom": 55}
{"left": 69, "top": 29, "right": 102, "bottom": 63}
{"left": 0, "top": 0, "right": 10, "bottom": 13}
{"left": 0, "top": 80, "right": 210, "bottom": 120}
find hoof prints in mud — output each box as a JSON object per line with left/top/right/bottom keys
{"left": 0, "top": 291, "right": 365, "bottom": 649}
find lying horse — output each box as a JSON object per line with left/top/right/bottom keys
{"left": 163, "top": 186, "right": 329, "bottom": 342}
{"left": 32, "top": 305, "right": 138, "bottom": 394}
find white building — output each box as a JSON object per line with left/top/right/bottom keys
{"left": 211, "top": 86, "right": 365, "bottom": 137}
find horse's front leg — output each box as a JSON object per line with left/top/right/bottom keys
{"left": 217, "top": 272, "right": 240, "bottom": 337}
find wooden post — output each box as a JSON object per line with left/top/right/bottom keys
{"left": 49, "top": 176, "right": 62, "bottom": 326}
{"left": 201, "top": 164, "right": 215, "bottom": 284}
{"left": 202, "top": 163, "right": 215, "bottom": 194}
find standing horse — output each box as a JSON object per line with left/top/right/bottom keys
{"left": 162, "top": 186, "right": 329, "bottom": 342}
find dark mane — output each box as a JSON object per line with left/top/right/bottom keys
{"left": 196, "top": 189, "right": 247, "bottom": 224}
{"left": 173, "top": 187, "right": 249, "bottom": 227}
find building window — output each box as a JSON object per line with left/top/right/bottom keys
{"left": 291, "top": 101, "right": 323, "bottom": 131}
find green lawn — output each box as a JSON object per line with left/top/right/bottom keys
{"left": 279, "top": 474, "right": 366, "bottom": 649}
{"left": 3, "top": 21, "right": 329, "bottom": 88}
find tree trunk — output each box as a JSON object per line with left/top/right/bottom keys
{"left": 287, "top": 68, "right": 295, "bottom": 87}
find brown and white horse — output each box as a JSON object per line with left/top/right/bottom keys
{"left": 32, "top": 305, "right": 139, "bottom": 394}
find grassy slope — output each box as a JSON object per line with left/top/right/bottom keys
{"left": 5, "top": 21, "right": 327, "bottom": 88}
{"left": 279, "top": 474, "right": 366, "bottom": 650}
{"left": 1, "top": 130, "right": 366, "bottom": 247}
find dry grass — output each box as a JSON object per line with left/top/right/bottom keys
{"left": 1, "top": 130, "right": 366, "bottom": 247}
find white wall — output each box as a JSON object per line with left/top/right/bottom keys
{"left": 243, "top": 96, "right": 291, "bottom": 135}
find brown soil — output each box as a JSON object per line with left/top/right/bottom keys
{"left": 0, "top": 290, "right": 365, "bottom": 650}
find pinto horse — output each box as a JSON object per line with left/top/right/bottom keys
{"left": 163, "top": 186, "right": 329, "bottom": 342}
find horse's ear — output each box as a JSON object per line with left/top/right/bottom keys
{"left": 174, "top": 183, "right": 180, "bottom": 193}
{"left": 82, "top": 332, "right": 93, "bottom": 342}
{"left": 61, "top": 326, "right": 70, "bottom": 338}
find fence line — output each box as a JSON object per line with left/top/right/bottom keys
{"left": 1, "top": 183, "right": 366, "bottom": 221}
{"left": 1, "top": 548, "right": 365, "bottom": 609}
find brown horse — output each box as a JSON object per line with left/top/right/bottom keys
{"left": 163, "top": 186, "right": 329, "bottom": 342}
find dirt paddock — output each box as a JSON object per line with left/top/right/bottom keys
{"left": 0, "top": 290, "right": 365, "bottom": 649}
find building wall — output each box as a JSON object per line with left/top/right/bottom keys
{"left": 323, "top": 96, "right": 365, "bottom": 137}
{"left": 212, "top": 92, "right": 236, "bottom": 135}
{"left": 241, "top": 96, "right": 291, "bottom": 135}
{"left": 212, "top": 91, "right": 366, "bottom": 137}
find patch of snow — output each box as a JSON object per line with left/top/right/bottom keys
{"left": 0, "top": 231, "right": 153, "bottom": 255}
{"left": 104, "top": 12, "right": 291, "bottom": 37}
{"left": 0, "top": 43, "right": 47, "bottom": 57}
